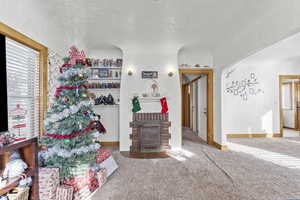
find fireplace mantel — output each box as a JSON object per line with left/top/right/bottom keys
{"left": 129, "top": 113, "right": 171, "bottom": 153}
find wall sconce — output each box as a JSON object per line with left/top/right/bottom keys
{"left": 127, "top": 69, "right": 133, "bottom": 76}
{"left": 168, "top": 71, "right": 174, "bottom": 77}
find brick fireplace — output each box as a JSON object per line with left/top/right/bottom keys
{"left": 129, "top": 113, "right": 171, "bottom": 153}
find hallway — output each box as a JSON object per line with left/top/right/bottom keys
{"left": 93, "top": 130, "right": 300, "bottom": 200}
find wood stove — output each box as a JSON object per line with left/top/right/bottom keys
{"left": 130, "top": 113, "right": 171, "bottom": 153}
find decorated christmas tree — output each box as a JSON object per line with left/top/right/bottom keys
{"left": 40, "top": 46, "right": 100, "bottom": 180}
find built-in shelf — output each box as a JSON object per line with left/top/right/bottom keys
{"left": 0, "top": 137, "right": 36, "bottom": 155}
{"left": 88, "top": 58, "right": 122, "bottom": 144}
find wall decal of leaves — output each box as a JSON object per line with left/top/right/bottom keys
{"left": 225, "top": 73, "right": 264, "bottom": 101}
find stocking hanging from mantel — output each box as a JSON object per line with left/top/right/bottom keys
{"left": 160, "top": 97, "right": 168, "bottom": 113}
{"left": 132, "top": 96, "right": 141, "bottom": 113}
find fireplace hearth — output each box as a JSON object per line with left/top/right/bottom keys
{"left": 130, "top": 113, "right": 171, "bottom": 153}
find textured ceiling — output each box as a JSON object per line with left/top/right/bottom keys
{"left": 236, "top": 31, "right": 300, "bottom": 66}
{"left": 35, "top": 0, "right": 276, "bottom": 51}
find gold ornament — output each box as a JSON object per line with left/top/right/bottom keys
{"left": 79, "top": 73, "right": 84, "bottom": 78}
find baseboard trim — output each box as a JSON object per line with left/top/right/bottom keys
{"left": 100, "top": 141, "right": 120, "bottom": 146}
{"left": 227, "top": 133, "right": 282, "bottom": 138}
{"left": 212, "top": 141, "right": 228, "bottom": 150}
{"left": 283, "top": 127, "right": 297, "bottom": 130}
{"left": 120, "top": 151, "right": 170, "bottom": 159}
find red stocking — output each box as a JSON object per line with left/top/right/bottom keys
{"left": 160, "top": 97, "right": 169, "bottom": 113}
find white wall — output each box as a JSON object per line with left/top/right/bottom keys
{"left": 223, "top": 57, "right": 300, "bottom": 135}
{"left": 178, "top": 47, "right": 213, "bottom": 66}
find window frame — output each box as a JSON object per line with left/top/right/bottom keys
{"left": 0, "top": 22, "right": 48, "bottom": 136}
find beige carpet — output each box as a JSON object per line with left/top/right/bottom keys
{"left": 92, "top": 130, "right": 300, "bottom": 200}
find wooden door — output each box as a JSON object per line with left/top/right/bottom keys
{"left": 182, "top": 84, "right": 190, "bottom": 127}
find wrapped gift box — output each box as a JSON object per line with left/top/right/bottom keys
{"left": 55, "top": 185, "right": 74, "bottom": 200}
{"left": 73, "top": 185, "right": 92, "bottom": 200}
{"left": 63, "top": 175, "right": 87, "bottom": 192}
{"left": 96, "top": 168, "right": 107, "bottom": 188}
{"left": 96, "top": 148, "right": 111, "bottom": 163}
{"left": 99, "top": 156, "right": 118, "bottom": 177}
{"left": 39, "top": 168, "right": 59, "bottom": 200}
{"left": 63, "top": 169, "right": 99, "bottom": 193}
{"left": 87, "top": 169, "right": 99, "bottom": 192}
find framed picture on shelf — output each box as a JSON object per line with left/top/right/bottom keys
{"left": 99, "top": 68, "right": 109, "bottom": 78}
{"left": 90, "top": 68, "right": 100, "bottom": 79}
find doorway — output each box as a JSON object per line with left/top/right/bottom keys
{"left": 279, "top": 75, "right": 300, "bottom": 137}
{"left": 180, "top": 69, "right": 213, "bottom": 145}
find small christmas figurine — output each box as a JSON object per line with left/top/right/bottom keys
{"left": 151, "top": 80, "right": 160, "bottom": 97}
{"left": 91, "top": 114, "right": 106, "bottom": 134}
{"left": 0, "top": 132, "right": 15, "bottom": 147}
{"left": 9, "top": 104, "right": 27, "bottom": 138}
{"left": 2, "top": 151, "right": 32, "bottom": 187}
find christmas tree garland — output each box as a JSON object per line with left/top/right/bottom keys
{"left": 45, "top": 122, "right": 94, "bottom": 139}
{"left": 40, "top": 143, "right": 100, "bottom": 159}
{"left": 44, "top": 101, "right": 93, "bottom": 126}
{"left": 60, "top": 68, "right": 89, "bottom": 79}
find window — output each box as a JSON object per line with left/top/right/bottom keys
{"left": 282, "top": 83, "right": 293, "bottom": 110}
{"left": 6, "top": 37, "right": 40, "bottom": 138}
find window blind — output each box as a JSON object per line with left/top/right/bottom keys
{"left": 6, "top": 37, "right": 40, "bottom": 138}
